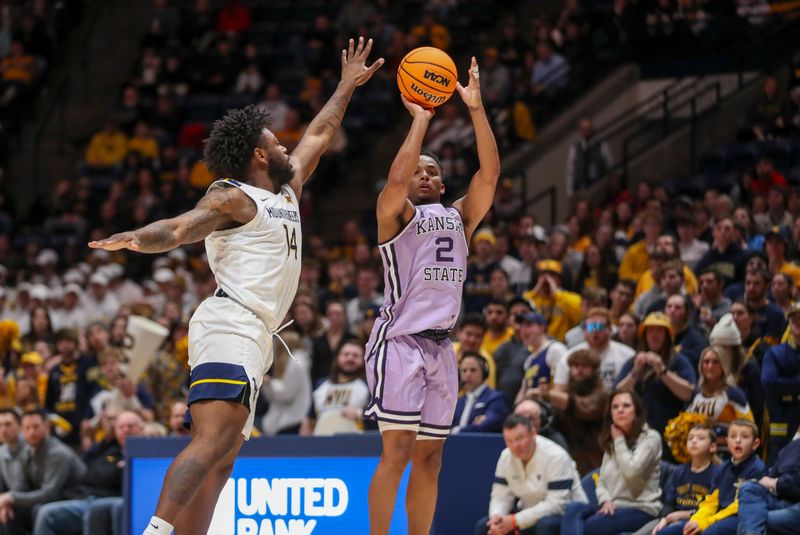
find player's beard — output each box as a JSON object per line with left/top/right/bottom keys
{"left": 268, "top": 150, "right": 294, "bottom": 186}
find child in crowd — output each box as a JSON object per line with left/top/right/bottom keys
{"left": 633, "top": 423, "right": 718, "bottom": 535}
{"left": 659, "top": 419, "right": 765, "bottom": 535}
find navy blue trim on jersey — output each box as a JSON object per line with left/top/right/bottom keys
{"left": 548, "top": 479, "right": 573, "bottom": 490}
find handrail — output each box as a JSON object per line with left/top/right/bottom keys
{"left": 592, "top": 12, "right": 800, "bottom": 143}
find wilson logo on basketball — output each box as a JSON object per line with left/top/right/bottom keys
{"left": 423, "top": 70, "right": 450, "bottom": 87}
{"left": 409, "top": 82, "right": 447, "bottom": 105}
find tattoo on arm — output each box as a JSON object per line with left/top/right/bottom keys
{"left": 164, "top": 458, "right": 208, "bottom": 506}
{"left": 304, "top": 84, "right": 352, "bottom": 140}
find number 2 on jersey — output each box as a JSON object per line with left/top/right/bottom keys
{"left": 435, "top": 236, "right": 454, "bottom": 262}
{"left": 282, "top": 224, "right": 297, "bottom": 259}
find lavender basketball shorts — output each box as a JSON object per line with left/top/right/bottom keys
{"left": 364, "top": 333, "right": 458, "bottom": 439}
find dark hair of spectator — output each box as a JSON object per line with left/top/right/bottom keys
{"left": 460, "top": 313, "right": 488, "bottom": 331}
{"left": 0, "top": 408, "right": 21, "bottom": 424}
{"left": 599, "top": 387, "right": 647, "bottom": 454}
{"left": 21, "top": 408, "right": 49, "bottom": 423}
{"left": 502, "top": 413, "right": 533, "bottom": 432}
{"left": 204, "top": 105, "right": 272, "bottom": 179}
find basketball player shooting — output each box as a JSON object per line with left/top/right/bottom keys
{"left": 89, "top": 37, "right": 383, "bottom": 535}
{"left": 365, "top": 56, "right": 500, "bottom": 535}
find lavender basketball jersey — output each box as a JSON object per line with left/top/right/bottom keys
{"left": 369, "top": 204, "right": 467, "bottom": 344}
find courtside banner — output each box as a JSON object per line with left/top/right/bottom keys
{"left": 126, "top": 434, "right": 504, "bottom": 535}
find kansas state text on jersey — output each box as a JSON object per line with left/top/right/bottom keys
{"left": 369, "top": 204, "right": 468, "bottom": 344}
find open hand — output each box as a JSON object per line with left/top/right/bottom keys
{"left": 89, "top": 232, "right": 141, "bottom": 251}
{"left": 598, "top": 501, "right": 616, "bottom": 515}
{"left": 340, "top": 36, "right": 384, "bottom": 87}
{"left": 456, "top": 56, "right": 483, "bottom": 112}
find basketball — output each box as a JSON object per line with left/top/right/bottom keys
{"left": 397, "top": 47, "right": 458, "bottom": 108}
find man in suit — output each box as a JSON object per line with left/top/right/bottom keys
{"left": 452, "top": 352, "right": 509, "bottom": 433}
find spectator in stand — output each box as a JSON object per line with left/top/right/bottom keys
{"left": 424, "top": 102, "right": 473, "bottom": 155}
{"left": 634, "top": 260, "right": 685, "bottom": 318}
{"left": 687, "top": 346, "right": 754, "bottom": 451}
{"left": 530, "top": 42, "right": 570, "bottom": 99}
{"left": 544, "top": 348, "right": 607, "bottom": 475}
{"left": 452, "top": 353, "right": 508, "bottom": 434}
{"left": 32, "top": 411, "right": 144, "bottom": 535}
{"left": 695, "top": 218, "right": 746, "bottom": 287}
{"left": 561, "top": 388, "right": 662, "bottom": 535}
{"left": 565, "top": 288, "right": 608, "bottom": 349}
{"left": 565, "top": 118, "right": 612, "bottom": 197}
{"left": 45, "top": 329, "right": 87, "bottom": 446}
{"left": 216, "top": 0, "right": 251, "bottom": 34}
{"left": 84, "top": 120, "right": 129, "bottom": 173}
{"left": 346, "top": 267, "right": 382, "bottom": 329}
{"left": 167, "top": 400, "right": 189, "bottom": 437}
{"left": 453, "top": 314, "right": 497, "bottom": 388}
{"left": 515, "top": 311, "right": 568, "bottom": 403}
{"left": 737, "top": 431, "right": 800, "bottom": 535}
{"left": 616, "top": 312, "right": 696, "bottom": 457}
{"left": 127, "top": 121, "right": 160, "bottom": 162}
{"left": 619, "top": 210, "right": 662, "bottom": 282}
{"left": 0, "top": 41, "right": 36, "bottom": 107}
{"left": 764, "top": 226, "right": 800, "bottom": 287}
{"left": 493, "top": 298, "right": 535, "bottom": 403}
{"left": 478, "top": 47, "right": 513, "bottom": 113}
{"left": 302, "top": 340, "right": 369, "bottom": 436}
{"left": 0, "top": 409, "right": 27, "bottom": 512}
{"left": 771, "top": 273, "right": 794, "bottom": 316}
{"left": 678, "top": 216, "right": 709, "bottom": 271}
{"left": 748, "top": 157, "right": 788, "bottom": 197}
{"left": 755, "top": 188, "right": 792, "bottom": 234}
{"left": 744, "top": 267, "right": 786, "bottom": 344}
{"left": 556, "top": 307, "right": 634, "bottom": 390}
{"left": 510, "top": 229, "right": 546, "bottom": 293}
{"left": 608, "top": 280, "right": 635, "bottom": 326}
{"left": 465, "top": 228, "right": 500, "bottom": 314}
{"left": 261, "top": 331, "right": 310, "bottom": 436}
{"left": 0, "top": 410, "right": 85, "bottom": 532}
{"left": 523, "top": 260, "right": 581, "bottom": 342}
{"left": 482, "top": 299, "right": 514, "bottom": 358}
{"left": 310, "top": 301, "right": 354, "bottom": 386}
{"left": 632, "top": 424, "right": 717, "bottom": 535}
{"left": 693, "top": 268, "right": 732, "bottom": 335}
{"left": 410, "top": 10, "right": 451, "bottom": 51}
{"left": 761, "top": 303, "right": 800, "bottom": 463}
{"left": 748, "top": 76, "right": 787, "bottom": 141}
{"left": 614, "top": 313, "right": 640, "bottom": 349}
{"left": 476, "top": 414, "right": 587, "bottom": 535}
{"left": 659, "top": 420, "right": 765, "bottom": 535}
{"left": 258, "top": 84, "right": 290, "bottom": 131}
{"left": 666, "top": 294, "right": 707, "bottom": 367}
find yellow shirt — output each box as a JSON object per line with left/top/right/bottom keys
{"left": 522, "top": 289, "right": 582, "bottom": 342}
{"left": 452, "top": 342, "right": 497, "bottom": 388}
{"left": 190, "top": 160, "right": 215, "bottom": 188}
{"left": 635, "top": 265, "right": 699, "bottom": 299}
{"left": 481, "top": 327, "right": 515, "bottom": 358}
{"left": 618, "top": 240, "right": 651, "bottom": 282}
{"left": 127, "top": 136, "right": 160, "bottom": 160}
{"left": 86, "top": 130, "right": 129, "bottom": 167}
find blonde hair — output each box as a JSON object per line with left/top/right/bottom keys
{"left": 271, "top": 330, "right": 303, "bottom": 379}
{"left": 698, "top": 345, "right": 737, "bottom": 392}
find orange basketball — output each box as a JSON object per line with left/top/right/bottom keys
{"left": 397, "top": 47, "right": 458, "bottom": 108}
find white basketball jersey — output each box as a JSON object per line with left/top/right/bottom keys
{"left": 204, "top": 178, "right": 302, "bottom": 332}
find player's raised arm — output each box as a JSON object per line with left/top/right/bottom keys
{"left": 376, "top": 96, "right": 434, "bottom": 242}
{"left": 289, "top": 36, "right": 384, "bottom": 194}
{"left": 451, "top": 57, "right": 501, "bottom": 242}
{"left": 88, "top": 186, "right": 255, "bottom": 254}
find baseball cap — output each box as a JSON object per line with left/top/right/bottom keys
{"left": 517, "top": 311, "right": 548, "bottom": 325}
{"left": 536, "top": 259, "right": 563, "bottom": 275}
{"left": 473, "top": 228, "right": 497, "bottom": 246}
{"left": 20, "top": 352, "right": 44, "bottom": 366}
{"left": 639, "top": 312, "right": 675, "bottom": 338}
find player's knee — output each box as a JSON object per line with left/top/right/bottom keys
{"left": 413, "top": 444, "right": 443, "bottom": 473}
{"left": 381, "top": 435, "right": 416, "bottom": 470}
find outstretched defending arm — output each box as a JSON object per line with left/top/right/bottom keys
{"left": 289, "top": 36, "right": 384, "bottom": 195}
{"left": 451, "top": 57, "right": 501, "bottom": 243}
{"left": 88, "top": 186, "right": 256, "bottom": 253}
{"left": 376, "top": 96, "right": 434, "bottom": 243}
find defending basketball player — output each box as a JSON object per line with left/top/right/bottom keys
{"left": 366, "top": 56, "right": 500, "bottom": 535}
{"left": 89, "top": 37, "right": 382, "bottom": 535}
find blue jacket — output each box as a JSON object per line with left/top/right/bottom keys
{"left": 452, "top": 386, "right": 509, "bottom": 433}
{"left": 762, "top": 341, "right": 800, "bottom": 462}
{"left": 768, "top": 438, "right": 800, "bottom": 502}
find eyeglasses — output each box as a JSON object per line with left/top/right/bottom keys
{"left": 585, "top": 322, "right": 607, "bottom": 333}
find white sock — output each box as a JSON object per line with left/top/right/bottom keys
{"left": 142, "top": 516, "right": 174, "bottom": 535}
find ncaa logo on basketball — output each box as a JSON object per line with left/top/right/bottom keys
{"left": 208, "top": 477, "right": 349, "bottom": 535}
{"left": 423, "top": 70, "right": 450, "bottom": 87}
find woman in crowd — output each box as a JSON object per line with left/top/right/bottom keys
{"left": 261, "top": 331, "right": 311, "bottom": 435}
{"left": 561, "top": 388, "right": 663, "bottom": 535}
{"left": 615, "top": 312, "right": 696, "bottom": 460}
{"left": 614, "top": 312, "right": 639, "bottom": 349}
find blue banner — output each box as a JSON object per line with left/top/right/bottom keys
{"left": 130, "top": 457, "right": 409, "bottom": 535}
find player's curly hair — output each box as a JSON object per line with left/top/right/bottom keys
{"left": 204, "top": 105, "right": 271, "bottom": 179}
